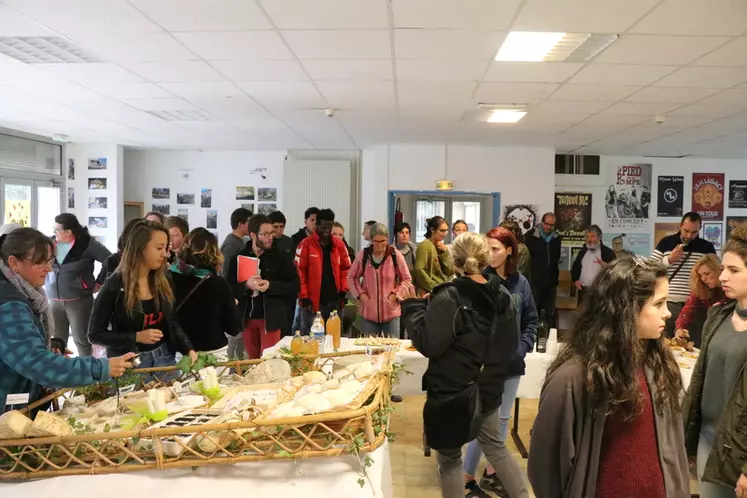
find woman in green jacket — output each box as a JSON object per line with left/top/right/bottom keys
{"left": 684, "top": 226, "right": 747, "bottom": 498}
{"left": 413, "top": 216, "right": 454, "bottom": 295}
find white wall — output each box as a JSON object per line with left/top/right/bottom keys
{"left": 64, "top": 143, "right": 123, "bottom": 253}
{"left": 360, "top": 143, "right": 556, "bottom": 240}
{"left": 556, "top": 155, "right": 747, "bottom": 253}
{"left": 123, "top": 150, "right": 285, "bottom": 240}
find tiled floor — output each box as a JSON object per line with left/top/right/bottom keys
{"left": 389, "top": 395, "right": 699, "bottom": 498}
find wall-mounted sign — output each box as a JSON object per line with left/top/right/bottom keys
{"left": 436, "top": 180, "right": 455, "bottom": 191}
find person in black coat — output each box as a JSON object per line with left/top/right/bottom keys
{"left": 401, "top": 233, "right": 529, "bottom": 498}
{"left": 571, "top": 225, "right": 616, "bottom": 305}
{"left": 524, "top": 212, "right": 562, "bottom": 326}
{"left": 169, "top": 228, "right": 242, "bottom": 358}
{"left": 226, "top": 214, "right": 299, "bottom": 358}
{"left": 290, "top": 207, "right": 319, "bottom": 254}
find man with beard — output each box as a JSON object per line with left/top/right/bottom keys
{"left": 227, "top": 214, "right": 298, "bottom": 358}
{"left": 571, "top": 225, "right": 616, "bottom": 304}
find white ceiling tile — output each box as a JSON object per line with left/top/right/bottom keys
{"left": 4, "top": 77, "right": 101, "bottom": 101}
{"left": 668, "top": 105, "right": 744, "bottom": 119}
{"left": 125, "top": 61, "right": 224, "bottom": 82}
{"left": 625, "top": 87, "right": 722, "bottom": 104}
{"left": 0, "top": 5, "right": 54, "bottom": 36}
{"left": 260, "top": 0, "right": 388, "bottom": 29}
{"left": 283, "top": 30, "right": 390, "bottom": 59}
{"left": 652, "top": 67, "right": 747, "bottom": 88}
{"left": 34, "top": 63, "right": 143, "bottom": 83}
{"left": 396, "top": 60, "right": 486, "bottom": 82}
{"left": 129, "top": 0, "right": 271, "bottom": 31}
{"left": 570, "top": 64, "right": 677, "bottom": 86}
{"left": 484, "top": 62, "right": 584, "bottom": 83}
{"left": 316, "top": 81, "right": 396, "bottom": 110}
{"left": 512, "top": 0, "right": 660, "bottom": 33}
{"left": 550, "top": 84, "right": 641, "bottom": 101}
{"left": 77, "top": 81, "right": 173, "bottom": 99}
{"left": 535, "top": 100, "right": 612, "bottom": 114}
{"left": 473, "top": 82, "right": 559, "bottom": 104}
{"left": 69, "top": 33, "right": 197, "bottom": 62}
{"left": 694, "top": 38, "right": 747, "bottom": 67}
{"left": 400, "top": 105, "right": 466, "bottom": 121}
{"left": 631, "top": 0, "right": 747, "bottom": 36}
{"left": 601, "top": 102, "right": 680, "bottom": 116}
{"left": 122, "top": 98, "right": 199, "bottom": 111}
{"left": 235, "top": 81, "right": 326, "bottom": 109}
{"left": 392, "top": 0, "right": 521, "bottom": 29}
{"left": 211, "top": 60, "right": 308, "bottom": 81}
{"left": 594, "top": 35, "right": 729, "bottom": 65}
{"left": 174, "top": 32, "right": 292, "bottom": 60}
{"left": 395, "top": 30, "right": 502, "bottom": 60}
{"left": 398, "top": 82, "right": 476, "bottom": 107}
{"left": 304, "top": 59, "right": 393, "bottom": 81}
{"left": 698, "top": 89, "right": 747, "bottom": 107}
{"left": 159, "top": 81, "right": 244, "bottom": 99}
{"left": 514, "top": 112, "right": 589, "bottom": 133}
{"left": 1, "top": 0, "right": 160, "bottom": 34}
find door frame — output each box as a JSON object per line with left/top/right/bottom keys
{"left": 387, "top": 190, "right": 501, "bottom": 236}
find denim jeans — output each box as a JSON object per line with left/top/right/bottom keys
{"left": 300, "top": 301, "right": 341, "bottom": 335}
{"left": 359, "top": 317, "right": 400, "bottom": 338}
{"left": 462, "top": 376, "right": 522, "bottom": 476}
{"left": 697, "top": 427, "right": 734, "bottom": 498}
{"left": 135, "top": 343, "right": 178, "bottom": 383}
{"left": 226, "top": 332, "right": 246, "bottom": 360}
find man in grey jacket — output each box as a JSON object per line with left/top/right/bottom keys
{"left": 220, "top": 207, "right": 252, "bottom": 360}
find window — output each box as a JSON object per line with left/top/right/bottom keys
{"left": 415, "top": 199, "right": 445, "bottom": 243}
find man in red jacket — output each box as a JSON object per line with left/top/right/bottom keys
{"left": 295, "top": 208, "right": 351, "bottom": 333}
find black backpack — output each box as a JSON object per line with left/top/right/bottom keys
{"left": 361, "top": 245, "right": 401, "bottom": 282}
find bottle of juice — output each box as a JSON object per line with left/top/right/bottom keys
{"left": 327, "top": 311, "right": 342, "bottom": 351}
{"left": 290, "top": 330, "right": 303, "bottom": 354}
{"left": 310, "top": 311, "right": 326, "bottom": 353}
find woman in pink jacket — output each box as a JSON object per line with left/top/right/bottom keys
{"left": 348, "top": 223, "right": 412, "bottom": 338}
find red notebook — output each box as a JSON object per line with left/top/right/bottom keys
{"left": 237, "top": 255, "right": 259, "bottom": 283}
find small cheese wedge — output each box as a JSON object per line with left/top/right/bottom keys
{"left": 27, "top": 411, "right": 74, "bottom": 438}
{"left": 0, "top": 410, "right": 32, "bottom": 439}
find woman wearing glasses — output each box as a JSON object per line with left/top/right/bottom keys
{"left": 0, "top": 228, "right": 133, "bottom": 413}
{"left": 348, "top": 223, "right": 412, "bottom": 338}
{"left": 413, "top": 216, "right": 455, "bottom": 295}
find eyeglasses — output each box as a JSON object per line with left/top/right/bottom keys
{"left": 372, "top": 239, "right": 388, "bottom": 245}
{"left": 28, "top": 257, "right": 54, "bottom": 268}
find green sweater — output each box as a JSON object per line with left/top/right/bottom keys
{"left": 413, "top": 238, "right": 455, "bottom": 293}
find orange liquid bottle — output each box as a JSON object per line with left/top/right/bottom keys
{"left": 290, "top": 330, "right": 303, "bottom": 354}
{"left": 327, "top": 311, "right": 342, "bottom": 351}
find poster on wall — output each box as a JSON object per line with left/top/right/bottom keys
{"left": 68, "top": 159, "right": 75, "bottom": 180}
{"left": 88, "top": 197, "right": 107, "bottom": 209}
{"left": 554, "top": 192, "right": 592, "bottom": 245}
{"left": 67, "top": 188, "right": 75, "bottom": 209}
{"left": 603, "top": 233, "right": 651, "bottom": 257}
{"left": 503, "top": 204, "right": 539, "bottom": 235}
{"left": 152, "top": 188, "right": 170, "bottom": 199}
{"left": 258, "top": 188, "right": 277, "bottom": 202}
{"left": 176, "top": 193, "right": 194, "bottom": 205}
{"left": 654, "top": 222, "right": 680, "bottom": 247}
{"left": 88, "top": 178, "right": 107, "bottom": 190}
{"left": 606, "top": 163, "right": 652, "bottom": 229}
{"left": 88, "top": 158, "right": 107, "bottom": 170}
{"left": 702, "top": 222, "right": 724, "bottom": 253}
{"left": 726, "top": 217, "right": 747, "bottom": 241}
{"left": 236, "top": 186, "right": 255, "bottom": 201}
{"left": 177, "top": 208, "right": 189, "bottom": 223}
{"left": 89, "top": 217, "right": 107, "bottom": 229}
{"left": 151, "top": 203, "right": 170, "bottom": 216}
{"left": 258, "top": 203, "right": 277, "bottom": 215}
{"left": 692, "top": 173, "right": 725, "bottom": 221}
{"left": 206, "top": 210, "right": 217, "bottom": 229}
{"left": 657, "top": 176, "right": 684, "bottom": 217}
{"left": 729, "top": 180, "right": 747, "bottom": 209}
{"left": 201, "top": 189, "right": 212, "bottom": 208}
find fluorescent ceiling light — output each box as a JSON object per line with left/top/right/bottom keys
{"left": 495, "top": 31, "right": 617, "bottom": 62}
{"left": 487, "top": 110, "right": 527, "bottom": 124}
{"left": 0, "top": 37, "right": 103, "bottom": 63}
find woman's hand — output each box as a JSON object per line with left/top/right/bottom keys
{"left": 136, "top": 329, "right": 163, "bottom": 344}
{"left": 359, "top": 293, "right": 370, "bottom": 304}
{"left": 399, "top": 282, "right": 418, "bottom": 300}
{"left": 188, "top": 350, "right": 198, "bottom": 364}
{"left": 736, "top": 474, "right": 747, "bottom": 497}
{"left": 387, "top": 293, "right": 397, "bottom": 304}
{"left": 109, "top": 352, "right": 136, "bottom": 377}
{"left": 435, "top": 241, "right": 447, "bottom": 252}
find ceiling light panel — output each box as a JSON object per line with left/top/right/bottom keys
{"left": 0, "top": 37, "right": 104, "bottom": 63}
{"left": 495, "top": 32, "right": 618, "bottom": 62}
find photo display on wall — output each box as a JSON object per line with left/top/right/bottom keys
{"left": 68, "top": 159, "right": 75, "bottom": 180}
{"left": 258, "top": 188, "right": 277, "bottom": 202}
{"left": 554, "top": 192, "right": 592, "bottom": 245}
{"left": 67, "top": 187, "right": 75, "bottom": 209}
{"left": 152, "top": 203, "right": 170, "bottom": 215}
{"left": 657, "top": 176, "right": 684, "bottom": 217}
{"left": 88, "top": 178, "right": 107, "bottom": 190}
{"left": 729, "top": 180, "right": 747, "bottom": 209}
{"left": 603, "top": 233, "right": 651, "bottom": 257}
{"left": 606, "top": 163, "right": 651, "bottom": 229}
{"left": 88, "top": 197, "right": 107, "bottom": 209}
{"left": 726, "top": 217, "right": 747, "bottom": 241}
{"left": 236, "top": 186, "right": 255, "bottom": 201}
{"left": 152, "top": 188, "right": 170, "bottom": 199}
{"left": 177, "top": 193, "right": 194, "bottom": 205}
{"left": 177, "top": 208, "right": 189, "bottom": 223}
{"left": 201, "top": 189, "right": 212, "bottom": 208}
{"left": 258, "top": 203, "right": 277, "bottom": 215}
{"left": 702, "top": 222, "right": 723, "bottom": 253}
{"left": 692, "top": 173, "right": 725, "bottom": 221}
{"left": 240, "top": 203, "right": 255, "bottom": 215}
{"left": 206, "top": 210, "right": 217, "bottom": 229}
{"left": 88, "top": 158, "right": 107, "bottom": 170}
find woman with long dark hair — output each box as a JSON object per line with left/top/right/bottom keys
{"left": 170, "top": 228, "right": 242, "bottom": 360}
{"left": 0, "top": 228, "right": 133, "bottom": 413}
{"left": 96, "top": 217, "right": 144, "bottom": 286}
{"left": 47, "top": 213, "right": 111, "bottom": 356}
{"left": 402, "top": 232, "right": 528, "bottom": 498}
{"left": 413, "top": 216, "right": 454, "bottom": 294}
{"left": 88, "top": 221, "right": 196, "bottom": 369}
{"left": 528, "top": 257, "right": 689, "bottom": 497}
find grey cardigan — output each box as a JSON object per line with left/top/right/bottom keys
{"left": 527, "top": 359, "right": 690, "bottom": 498}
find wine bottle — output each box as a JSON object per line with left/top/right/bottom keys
{"left": 537, "top": 309, "right": 548, "bottom": 353}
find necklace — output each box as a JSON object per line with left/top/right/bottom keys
{"left": 736, "top": 306, "right": 747, "bottom": 320}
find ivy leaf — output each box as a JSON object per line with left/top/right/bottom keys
{"left": 364, "top": 456, "right": 373, "bottom": 468}
{"left": 357, "top": 478, "right": 366, "bottom": 488}
{"left": 103, "top": 423, "right": 111, "bottom": 433}
{"left": 131, "top": 437, "right": 140, "bottom": 444}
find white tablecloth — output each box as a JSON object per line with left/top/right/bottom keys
{"left": 0, "top": 440, "right": 393, "bottom": 498}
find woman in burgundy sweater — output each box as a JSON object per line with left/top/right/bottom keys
{"left": 674, "top": 254, "right": 725, "bottom": 348}
{"left": 527, "top": 257, "right": 690, "bottom": 498}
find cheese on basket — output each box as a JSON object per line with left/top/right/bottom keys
{"left": 244, "top": 359, "right": 291, "bottom": 385}
{"left": 302, "top": 371, "right": 327, "bottom": 384}
{"left": 27, "top": 411, "right": 74, "bottom": 438}
{"left": 0, "top": 410, "right": 32, "bottom": 439}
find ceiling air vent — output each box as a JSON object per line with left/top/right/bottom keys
{"left": 554, "top": 154, "right": 600, "bottom": 175}
{"left": 0, "top": 37, "right": 104, "bottom": 63}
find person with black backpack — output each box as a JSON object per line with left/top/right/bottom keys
{"left": 347, "top": 223, "right": 411, "bottom": 338}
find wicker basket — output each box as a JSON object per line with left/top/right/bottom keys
{"left": 0, "top": 351, "right": 393, "bottom": 480}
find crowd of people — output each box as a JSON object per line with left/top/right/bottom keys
{"left": 3, "top": 201, "right": 747, "bottom": 498}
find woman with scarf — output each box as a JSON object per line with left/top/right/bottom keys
{"left": 0, "top": 227, "right": 133, "bottom": 413}
{"left": 170, "top": 228, "right": 242, "bottom": 360}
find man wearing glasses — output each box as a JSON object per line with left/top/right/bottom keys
{"left": 525, "top": 212, "right": 563, "bottom": 327}
{"left": 227, "top": 214, "right": 298, "bottom": 358}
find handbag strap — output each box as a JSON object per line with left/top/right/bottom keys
{"left": 669, "top": 250, "right": 692, "bottom": 282}
{"left": 175, "top": 275, "right": 212, "bottom": 314}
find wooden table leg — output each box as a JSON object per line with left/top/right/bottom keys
{"left": 510, "top": 398, "right": 528, "bottom": 459}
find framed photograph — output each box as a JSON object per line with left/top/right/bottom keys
{"left": 176, "top": 193, "right": 194, "bottom": 205}
{"left": 240, "top": 203, "right": 254, "bottom": 215}
{"left": 201, "top": 188, "right": 212, "bottom": 208}
{"left": 206, "top": 209, "right": 217, "bottom": 229}
{"left": 67, "top": 187, "right": 75, "bottom": 209}
{"left": 257, "top": 203, "right": 277, "bottom": 215}
{"left": 151, "top": 203, "right": 170, "bottom": 215}
{"left": 236, "top": 186, "right": 255, "bottom": 201}
{"left": 88, "top": 216, "right": 108, "bottom": 229}
{"left": 257, "top": 187, "right": 277, "bottom": 202}
{"left": 88, "top": 158, "right": 107, "bottom": 170}
{"left": 152, "top": 188, "right": 170, "bottom": 200}
{"left": 67, "top": 158, "right": 75, "bottom": 180}
{"left": 88, "top": 178, "right": 107, "bottom": 190}
{"left": 88, "top": 197, "right": 107, "bottom": 209}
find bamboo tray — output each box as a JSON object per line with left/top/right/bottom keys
{"left": 0, "top": 352, "right": 393, "bottom": 481}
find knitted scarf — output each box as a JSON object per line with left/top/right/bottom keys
{"left": 0, "top": 259, "right": 54, "bottom": 344}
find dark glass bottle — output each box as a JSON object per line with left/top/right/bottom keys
{"left": 536, "top": 309, "right": 548, "bottom": 353}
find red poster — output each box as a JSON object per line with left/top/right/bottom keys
{"left": 692, "top": 173, "right": 725, "bottom": 221}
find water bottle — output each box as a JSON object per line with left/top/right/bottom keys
{"left": 536, "top": 309, "right": 548, "bottom": 353}
{"left": 310, "top": 311, "right": 326, "bottom": 353}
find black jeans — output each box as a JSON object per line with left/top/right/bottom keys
{"left": 532, "top": 285, "right": 557, "bottom": 327}
{"left": 300, "top": 301, "right": 342, "bottom": 334}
